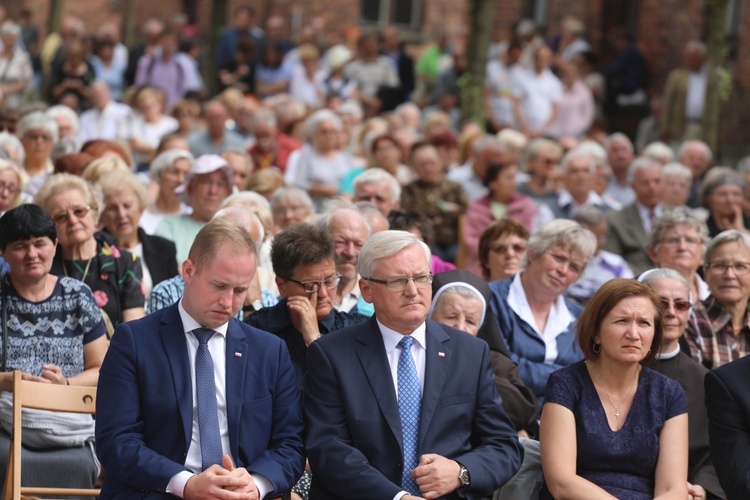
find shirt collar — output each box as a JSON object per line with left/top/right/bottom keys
{"left": 558, "top": 189, "right": 605, "bottom": 209}
{"left": 178, "top": 299, "right": 229, "bottom": 337}
{"left": 378, "top": 318, "right": 427, "bottom": 354}
{"left": 507, "top": 273, "right": 574, "bottom": 337}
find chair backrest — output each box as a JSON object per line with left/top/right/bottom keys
{"left": 3, "top": 370, "right": 99, "bottom": 500}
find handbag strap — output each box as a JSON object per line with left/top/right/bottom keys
{"left": 1, "top": 275, "right": 8, "bottom": 372}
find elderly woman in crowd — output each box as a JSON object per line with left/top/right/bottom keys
{"left": 35, "top": 174, "right": 145, "bottom": 332}
{"left": 0, "top": 132, "right": 24, "bottom": 166}
{"left": 489, "top": 219, "right": 597, "bottom": 405}
{"left": 687, "top": 230, "right": 750, "bottom": 369}
{"left": 270, "top": 186, "right": 315, "bottom": 234}
{"left": 463, "top": 159, "right": 537, "bottom": 277}
{"left": 661, "top": 162, "right": 693, "bottom": 209}
{"left": 0, "top": 160, "right": 25, "bottom": 216}
{"left": 140, "top": 149, "right": 194, "bottom": 234}
{"left": 647, "top": 206, "right": 710, "bottom": 303}
{"left": 339, "top": 133, "right": 412, "bottom": 195}
{"left": 17, "top": 111, "right": 58, "bottom": 197}
{"left": 518, "top": 138, "right": 563, "bottom": 202}
{"left": 0, "top": 21, "right": 33, "bottom": 111}
{"left": 639, "top": 268, "right": 725, "bottom": 499}
{"left": 98, "top": 171, "right": 178, "bottom": 300}
{"left": 477, "top": 218, "right": 530, "bottom": 282}
{"left": 0, "top": 204, "right": 108, "bottom": 490}
{"left": 540, "top": 279, "right": 688, "bottom": 499}
{"left": 285, "top": 110, "right": 352, "bottom": 208}
{"left": 430, "top": 270, "right": 538, "bottom": 434}
{"left": 699, "top": 166, "right": 750, "bottom": 237}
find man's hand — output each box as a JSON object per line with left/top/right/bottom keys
{"left": 402, "top": 495, "right": 426, "bottom": 500}
{"left": 687, "top": 482, "right": 706, "bottom": 500}
{"left": 183, "top": 455, "right": 258, "bottom": 500}
{"left": 410, "top": 454, "right": 462, "bottom": 499}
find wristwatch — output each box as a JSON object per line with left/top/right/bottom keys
{"left": 243, "top": 299, "right": 263, "bottom": 315}
{"left": 457, "top": 462, "right": 470, "bottom": 487}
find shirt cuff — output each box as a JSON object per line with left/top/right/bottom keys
{"left": 166, "top": 470, "right": 193, "bottom": 498}
{"left": 393, "top": 491, "right": 409, "bottom": 500}
{"left": 253, "top": 472, "right": 272, "bottom": 499}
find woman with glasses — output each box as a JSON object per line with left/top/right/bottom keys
{"left": 477, "top": 218, "right": 530, "bottom": 282}
{"left": 489, "top": 220, "right": 597, "bottom": 407}
{"left": 639, "top": 268, "right": 725, "bottom": 499}
{"left": 687, "top": 230, "right": 750, "bottom": 369}
{"left": 0, "top": 160, "right": 25, "bottom": 217}
{"left": 647, "top": 207, "right": 710, "bottom": 303}
{"left": 35, "top": 174, "right": 145, "bottom": 333}
{"left": 699, "top": 167, "right": 750, "bottom": 238}
{"left": 517, "top": 138, "right": 563, "bottom": 202}
{"left": 245, "top": 223, "right": 366, "bottom": 388}
{"left": 17, "top": 111, "right": 57, "bottom": 198}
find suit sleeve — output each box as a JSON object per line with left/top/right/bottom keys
{"left": 604, "top": 212, "right": 624, "bottom": 255}
{"left": 451, "top": 341, "right": 524, "bottom": 497}
{"left": 95, "top": 322, "right": 189, "bottom": 491}
{"left": 303, "top": 340, "right": 404, "bottom": 499}
{"left": 244, "top": 337, "right": 306, "bottom": 494}
{"left": 705, "top": 368, "right": 750, "bottom": 500}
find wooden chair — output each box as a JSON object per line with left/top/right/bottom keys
{"left": 3, "top": 370, "right": 100, "bottom": 500}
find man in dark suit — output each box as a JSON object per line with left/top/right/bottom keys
{"left": 605, "top": 156, "right": 663, "bottom": 276}
{"left": 705, "top": 355, "right": 750, "bottom": 499}
{"left": 96, "top": 219, "right": 305, "bottom": 499}
{"left": 303, "top": 230, "right": 523, "bottom": 499}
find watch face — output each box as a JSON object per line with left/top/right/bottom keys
{"left": 459, "top": 466, "right": 470, "bottom": 485}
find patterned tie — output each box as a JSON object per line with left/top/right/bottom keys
{"left": 192, "top": 328, "right": 223, "bottom": 471}
{"left": 398, "top": 335, "right": 421, "bottom": 495}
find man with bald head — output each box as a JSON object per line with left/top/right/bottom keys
{"left": 353, "top": 168, "right": 402, "bottom": 215}
{"left": 189, "top": 100, "right": 246, "bottom": 157}
{"left": 317, "top": 206, "right": 374, "bottom": 316}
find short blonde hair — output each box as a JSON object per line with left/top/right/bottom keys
{"left": 0, "top": 160, "right": 25, "bottom": 210}
{"left": 82, "top": 157, "right": 131, "bottom": 185}
{"left": 34, "top": 173, "right": 100, "bottom": 218}
{"left": 98, "top": 170, "right": 148, "bottom": 209}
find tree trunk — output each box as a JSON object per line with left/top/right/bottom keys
{"left": 460, "top": 0, "right": 495, "bottom": 125}
{"left": 205, "top": 0, "right": 229, "bottom": 95}
{"left": 703, "top": 0, "right": 729, "bottom": 154}
{"left": 47, "top": 0, "right": 64, "bottom": 37}
{"left": 123, "top": 0, "right": 139, "bottom": 48}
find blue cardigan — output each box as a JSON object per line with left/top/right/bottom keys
{"left": 489, "top": 277, "right": 584, "bottom": 406}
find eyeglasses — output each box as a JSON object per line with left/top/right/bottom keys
{"left": 661, "top": 236, "right": 702, "bottom": 247}
{"left": 0, "top": 182, "right": 18, "bottom": 195}
{"left": 364, "top": 273, "right": 433, "bottom": 292}
{"left": 707, "top": 261, "right": 750, "bottom": 276}
{"left": 24, "top": 132, "right": 53, "bottom": 142}
{"left": 52, "top": 205, "right": 91, "bottom": 224}
{"left": 490, "top": 243, "right": 526, "bottom": 254}
{"left": 660, "top": 298, "right": 691, "bottom": 312}
{"left": 287, "top": 273, "right": 342, "bottom": 293}
{"left": 0, "top": 125, "right": 15, "bottom": 133}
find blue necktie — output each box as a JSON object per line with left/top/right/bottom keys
{"left": 398, "top": 335, "right": 421, "bottom": 495}
{"left": 193, "top": 328, "right": 223, "bottom": 471}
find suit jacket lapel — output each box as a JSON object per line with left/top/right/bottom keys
{"left": 356, "top": 318, "right": 402, "bottom": 449}
{"left": 225, "top": 320, "right": 248, "bottom": 460}
{"left": 159, "top": 305, "right": 193, "bottom": 449}
{"left": 419, "top": 321, "right": 452, "bottom": 448}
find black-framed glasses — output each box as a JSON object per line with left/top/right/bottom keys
{"left": 52, "top": 205, "right": 91, "bottom": 224}
{"left": 287, "top": 273, "right": 342, "bottom": 293}
{"left": 706, "top": 261, "right": 750, "bottom": 276}
{"left": 364, "top": 273, "right": 433, "bottom": 292}
{"left": 660, "top": 298, "right": 691, "bottom": 312}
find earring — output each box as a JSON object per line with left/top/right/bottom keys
{"left": 593, "top": 343, "right": 601, "bottom": 354}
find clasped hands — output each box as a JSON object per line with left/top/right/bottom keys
{"left": 404, "top": 454, "right": 463, "bottom": 500}
{"left": 184, "top": 455, "right": 259, "bottom": 500}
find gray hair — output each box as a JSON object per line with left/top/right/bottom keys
{"left": 661, "top": 162, "right": 693, "bottom": 183}
{"left": 575, "top": 140, "right": 607, "bottom": 165}
{"left": 355, "top": 201, "right": 390, "bottom": 230}
{"left": 604, "top": 132, "right": 634, "bottom": 154}
{"left": 213, "top": 205, "right": 265, "bottom": 254}
{"left": 496, "top": 129, "right": 527, "bottom": 151}
{"left": 17, "top": 111, "right": 59, "bottom": 144}
{"left": 50, "top": 136, "right": 82, "bottom": 163}
{"left": 641, "top": 141, "right": 675, "bottom": 163}
{"left": 638, "top": 267, "right": 690, "bottom": 292}
{"left": 648, "top": 206, "right": 709, "bottom": 252}
{"left": 270, "top": 186, "right": 315, "bottom": 215}
{"left": 677, "top": 139, "right": 712, "bottom": 164}
{"left": 358, "top": 230, "right": 431, "bottom": 279}
{"left": 337, "top": 101, "right": 364, "bottom": 121}
{"left": 149, "top": 149, "right": 194, "bottom": 179}
{"left": 524, "top": 219, "right": 597, "bottom": 267}
{"left": 0, "top": 132, "right": 25, "bottom": 166}
{"left": 572, "top": 206, "right": 607, "bottom": 227}
{"left": 560, "top": 148, "right": 597, "bottom": 174}
{"left": 353, "top": 168, "right": 401, "bottom": 202}
{"left": 0, "top": 20, "right": 21, "bottom": 38}
{"left": 685, "top": 39, "right": 707, "bottom": 56}
{"left": 706, "top": 230, "right": 750, "bottom": 265}
{"left": 47, "top": 105, "right": 80, "bottom": 137}
{"left": 304, "top": 109, "right": 342, "bottom": 138}
{"left": 736, "top": 156, "right": 750, "bottom": 173}
{"left": 627, "top": 156, "right": 662, "bottom": 184}
{"left": 472, "top": 135, "right": 503, "bottom": 155}
{"left": 251, "top": 108, "right": 278, "bottom": 128}
{"left": 315, "top": 206, "right": 371, "bottom": 237}
{"left": 523, "top": 138, "right": 562, "bottom": 171}
{"left": 699, "top": 166, "right": 746, "bottom": 206}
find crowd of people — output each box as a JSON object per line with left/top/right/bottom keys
{"left": 1, "top": 4, "right": 750, "bottom": 500}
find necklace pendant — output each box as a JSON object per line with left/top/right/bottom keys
{"left": 614, "top": 410, "right": 620, "bottom": 419}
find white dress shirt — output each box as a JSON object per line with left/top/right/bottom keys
{"left": 635, "top": 202, "right": 663, "bottom": 236}
{"left": 378, "top": 319, "right": 427, "bottom": 500}
{"left": 685, "top": 68, "right": 707, "bottom": 120}
{"left": 166, "top": 300, "right": 271, "bottom": 498}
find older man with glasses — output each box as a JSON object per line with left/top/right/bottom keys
{"left": 244, "top": 223, "right": 367, "bottom": 388}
